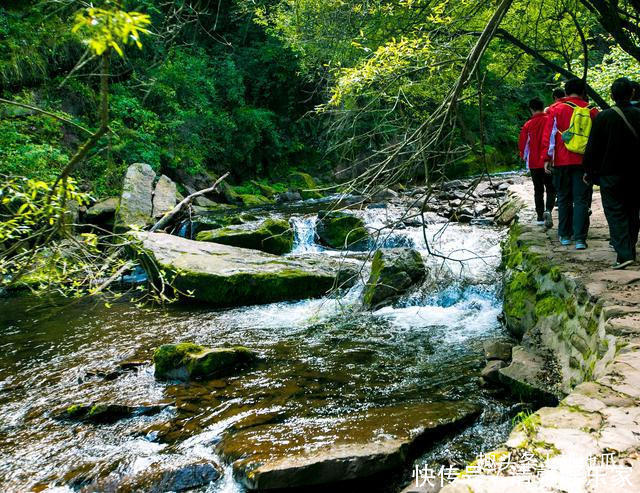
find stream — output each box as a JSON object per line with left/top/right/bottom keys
{"left": 0, "top": 199, "right": 522, "bottom": 492}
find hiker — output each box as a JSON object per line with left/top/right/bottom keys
{"left": 542, "top": 78, "right": 599, "bottom": 249}
{"left": 583, "top": 78, "right": 640, "bottom": 269}
{"left": 544, "top": 88, "right": 565, "bottom": 114}
{"left": 519, "top": 98, "right": 555, "bottom": 228}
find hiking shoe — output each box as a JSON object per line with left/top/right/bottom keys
{"left": 543, "top": 211, "right": 553, "bottom": 229}
{"left": 560, "top": 237, "right": 572, "bottom": 246}
{"left": 613, "top": 260, "right": 634, "bottom": 270}
{"left": 575, "top": 241, "right": 588, "bottom": 250}
{"left": 535, "top": 219, "right": 545, "bottom": 226}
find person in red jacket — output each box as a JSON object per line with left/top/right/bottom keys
{"left": 519, "top": 98, "right": 555, "bottom": 228}
{"left": 541, "top": 78, "right": 599, "bottom": 249}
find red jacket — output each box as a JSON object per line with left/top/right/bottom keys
{"left": 518, "top": 112, "right": 547, "bottom": 169}
{"left": 541, "top": 96, "right": 599, "bottom": 166}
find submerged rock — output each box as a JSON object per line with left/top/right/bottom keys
{"left": 116, "top": 163, "right": 155, "bottom": 231}
{"left": 363, "top": 248, "right": 426, "bottom": 308}
{"left": 153, "top": 343, "right": 256, "bottom": 381}
{"left": 316, "top": 210, "right": 369, "bottom": 249}
{"left": 131, "top": 232, "right": 357, "bottom": 307}
{"left": 196, "top": 218, "right": 293, "bottom": 255}
{"left": 122, "top": 459, "right": 221, "bottom": 492}
{"left": 217, "top": 401, "right": 480, "bottom": 490}
{"left": 58, "top": 403, "right": 167, "bottom": 424}
{"left": 152, "top": 174, "right": 177, "bottom": 219}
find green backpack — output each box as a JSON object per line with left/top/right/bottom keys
{"left": 561, "top": 101, "right": 593, "bottom": 154}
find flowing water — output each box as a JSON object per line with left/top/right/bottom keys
{"left": 0, "top": 200, "right": 520, "bottom": 492}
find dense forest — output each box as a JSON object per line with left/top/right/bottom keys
{"left": 3, "top": 0, "right": 638, "bottom": 200}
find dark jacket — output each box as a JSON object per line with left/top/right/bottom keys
{"left": 583, "top": 103, "right": 640, "bottom": 179}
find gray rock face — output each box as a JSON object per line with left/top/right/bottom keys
{"left": 363, "top": 248, "right": 426, "bottom": 308}
{"left": 86, "top": 197, "right": 118, "bottom": 227}
{"left": 481, "top": 359, "right": 506, "bottom": 384}
{"left": 217, "top": 401, "right": 480, "bottom": 490}
{"left": 152, "top": 175, "right": 177, "bottom": 219}
{"left": 498, "top": 346, "right": 559, "bottom": 405}
{"left": 483, "top": 340, "right": 513, "bottom": 361}
{"left": 131, "top": 232, "right": 358, "bottom": 307}
{"left": 116, "top": 163, "right": 155, "bottom": 231}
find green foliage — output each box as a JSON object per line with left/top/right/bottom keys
{"left": 0, "top": 1, "right": 312, "bottom": 198}
{"left": 72, "top": 7, "right": 151, "bottom": 57}
{"left": 0, "top": 176, "right": 89, "bottom": 244}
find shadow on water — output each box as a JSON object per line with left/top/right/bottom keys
{"left": 0, "top": 203, "right": 525, "bottom": 492}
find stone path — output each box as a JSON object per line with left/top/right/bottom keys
{"left": 435, "top": 180, "right": 640, "bottom": 493}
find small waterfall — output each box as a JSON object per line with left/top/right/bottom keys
{"left": 290, "top": 215, "right": 323, "bottom": 253}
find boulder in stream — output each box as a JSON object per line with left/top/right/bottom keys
{"left": 363, "top": 248, "right": 426, "bottom": 308}
{"left": 217, "top": 401, "right": 480, "bottom": 490}
{"left": 115, "top": 162, "right": 155, "bottom": 231}
{"left": 153, "top": 343, "right": 257, "bottom": 381}
{"left": 316, "top": 210, "right": 369, "bottom": 249}
{"left": 196, "top": 218, "right": 293, "bottom": 255}
{"left": 58, "top": 403, "right": 167, "bottom": 424}
{"left": 130, "top": 232, "right": 357, "bottom": 307}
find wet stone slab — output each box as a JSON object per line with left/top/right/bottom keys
{"left": 217, "top": 401, "right": 480, "bottom": 490}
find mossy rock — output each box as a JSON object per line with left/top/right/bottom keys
{"left": 58, "top": 403, "right": 167, "bottom": 424}
{"left": 238, "top": 194, "right": 273, "bottom": 208}
{"left": 196, "top": 218, "right": 293, "bottom": 255}
{"left": 316, "top": 211, "right": 369, "bottom": 249}
{"left": 251, "top": 181, "right": 279, "bottom": 198}
{"left": 290, "top": 172, "right": 323, "bottom": 200}
{"left": 153, "top": 343, "right": 257, "bottom": 381}
{"left": 363, "top": 249, "right": 426, "bottom": 308}
{"left": 131, "top": 231, "right": 357, "bottom": 307}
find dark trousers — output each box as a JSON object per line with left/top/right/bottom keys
{"left": 530, "top": 168, "right": 556, "bottom": 219}
{"left": 553, "top": 166, "right": 592, "bottom": 241}
{"left": 600, "top": 175, "right": 640, "bottom": 263}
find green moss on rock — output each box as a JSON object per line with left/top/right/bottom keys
{"left": 153, "top": 343, "right": 257, "bottom": 381}
{"left": 316, "top": 211, "right": 369, "bottom": 249}
{"left": 290, "top": 172, "right": 323, "bottom": 199}
{"left": 535, "top": 296, "right": 566, "bottom": 318}
{"left": 362, "top": 249, "right": 425, "bottom": 308}
{"left": 196, "top": 218, "right": 293, "bottom": 255}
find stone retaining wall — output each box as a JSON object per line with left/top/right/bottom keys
{"left": 438, "top": 183, "right": 640, "bottom": 493}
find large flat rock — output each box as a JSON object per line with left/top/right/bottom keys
{"left": 217, "top": 401, "right": 480, "bottom": 490}
{"left": 131, "top": 232, "right": 357, "bottom": 307}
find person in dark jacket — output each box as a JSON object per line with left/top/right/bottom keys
{"left": 542, "top": 78, "right": 599, "bottom": 249}
{"left": 519, "top": 98, "right": 555, "bottom": 227}
{"left": 632, "top": 81, "right": 640, "bottom": 106}
{"left": 583, "top": 77, "right": 640, "bottom": 269}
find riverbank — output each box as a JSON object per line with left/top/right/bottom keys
{"left": 437, "top": 181, "right": 640, "bottom": 493}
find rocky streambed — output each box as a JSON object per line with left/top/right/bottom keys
{"left": 0, "top": 175, "right": 531, "bottom": 492}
